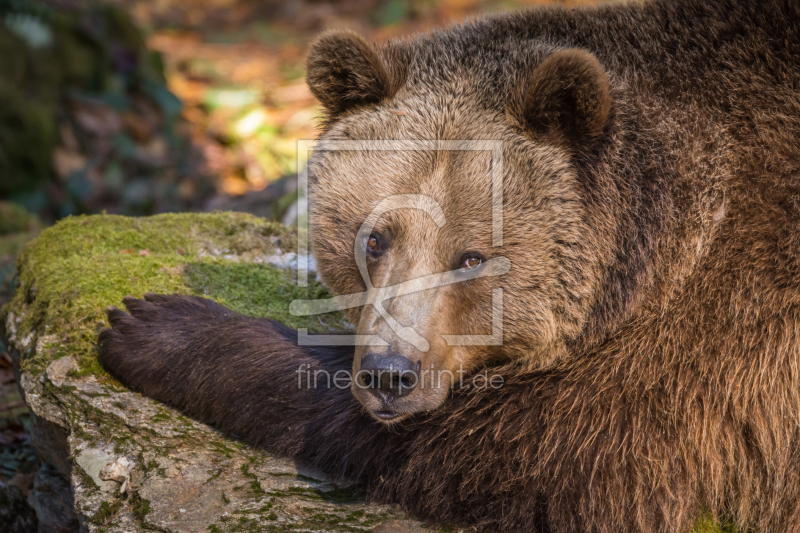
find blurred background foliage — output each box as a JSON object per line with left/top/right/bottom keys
{"left": 1, "top": 0, "right": 608, "bottom": 224}
{"left": 0, "top": 0, "right": 212, "bottom": 221}
{"left": 0, "top": 0, "right": 609, "bottom": 495}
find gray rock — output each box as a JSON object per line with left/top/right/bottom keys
{"left": 11, "top": 353, "right": 423, "bottom": 533}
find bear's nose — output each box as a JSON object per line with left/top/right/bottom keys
{"left": 358, "top": 353, "right": 421, "bottom": 398}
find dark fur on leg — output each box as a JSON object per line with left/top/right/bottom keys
{"left": 99, "top": 294, "right": 411, "bottom": 483}
{"left": 98, "top": 294, "right": 716, "bottom": 533}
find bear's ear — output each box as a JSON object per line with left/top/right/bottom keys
{"left": 306, "top": 30, "right": 399, "bottom": 118}
{"left": 518, "top": 49, "right": 611, "bottom": 149}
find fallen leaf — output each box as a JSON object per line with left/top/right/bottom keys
{"left": 141, "top": 137, "right": 168, "bottom": 161}
{"left": 121, "top": 111, "right": 156, "bottom": 143}
{"left": 72, "top": 103, "right": 122, "bottom": 136}
{"left": 59, "top": 122, "right": 80, "bottom": 152}
{"left": 139, "top": 249, "right": 151, "bottom": 256}
{"left": 119, "top": 249, "right": 135, "bottom": 254}
{"left": 52, "top": 148, "right": 88, "bottom": 179}
{"left": 100, "top": 456, "right": 134, "bottom": 494}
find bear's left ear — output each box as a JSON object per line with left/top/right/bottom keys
{"left": 517, "top": 49, "right": 611, "bottom": 150}
{"left": 306, "top": 30, "right": 402, "bottom": 118}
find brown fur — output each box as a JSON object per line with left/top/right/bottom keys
{"left": 99, "top": 0, "right": 800, "bottom": 531}
{"left": 306, "top": 30, "right": 406, "bottom": 122}
{"left": 519, "top": 49, "right": 612, "bottom": 149}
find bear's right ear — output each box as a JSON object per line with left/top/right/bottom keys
{"left": 306, "top": 30, "right": 400, "bottom": 118}
{"left": 517, "top": 49, "right": 611, "bottom": 151}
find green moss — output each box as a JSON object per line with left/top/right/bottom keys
{"left": 212, "top": 440, "right": 237, "bottom": 459}
{"left": 266, "top": 484, "right": 362, "bottom": 505}
{"left": 70, "top": 422, "right": 96, "bottom": 446}
{"left": 315, "top": 486, "right": 363, "bottom": 505}
{"left": 88, "top": 499, "right": 123, "bottom": 525}
{"left": 151, "top": 412, "right": 171, "bottom": 422}
{"left": 299, "top": 510, "right": 377, "bottom": 533}
{"left": 205, "top": 469, "right": 223, "bottom": 484}
{"left": 1, "top": 213, "right": 347, "bottom": 378}
{"left": 345, "top": 510, "right": 364, "bottom": 520}
{"left": 689, "top": 516, "right": 737, "bottom": 533}
{"left": 240, "top": 463, "right": 265, "bottom": 497}
{"left": 130, "top": 491, "right": 151, "bottom": 521}
{"left": 228, "top": 517, "right": 263, "bottom": 533}
{"left": 75, "top": 464, "right": 99, "bottom": 491}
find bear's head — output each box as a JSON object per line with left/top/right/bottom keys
{"left": 304, "top": 29, "right": 616, "bottom": 423}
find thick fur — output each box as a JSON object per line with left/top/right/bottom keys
{"left": 306, "top": 30, "right": 406, "bottom": 121}
{"left": 520, "top": 49, "right": 612, "bottom": 149}
{"left": 100, "top": 1, "right": 800, "bottom": 532}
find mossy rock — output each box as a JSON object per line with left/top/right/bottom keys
{"left": 4, "top": 212, "right": 348, "bottom": 378}
{"left": 0, "top": 212, "right": 736, "bottom": 533}
{"left": 1, "top": 212, "right": 419, "bottom": 532}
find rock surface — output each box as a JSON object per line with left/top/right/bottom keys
{"left": 1, "top": 213, "right": 427, "bottom": 533}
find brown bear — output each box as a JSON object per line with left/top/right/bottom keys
{"left": 98, "top": 0, "right": 800, "bottom": 531}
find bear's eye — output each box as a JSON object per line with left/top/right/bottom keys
{"left": 364, "top": 234, "right": 383, "bottom": 256}
{"left": 459, "top": 253, "right": 485, "bottom": 271}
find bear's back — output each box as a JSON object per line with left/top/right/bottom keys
{"left": 389, "top": 0, "right": 799, "bottom": 112}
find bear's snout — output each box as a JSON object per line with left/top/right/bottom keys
{"left": 357, "top": 353, "right": 421, "bottom": 419}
